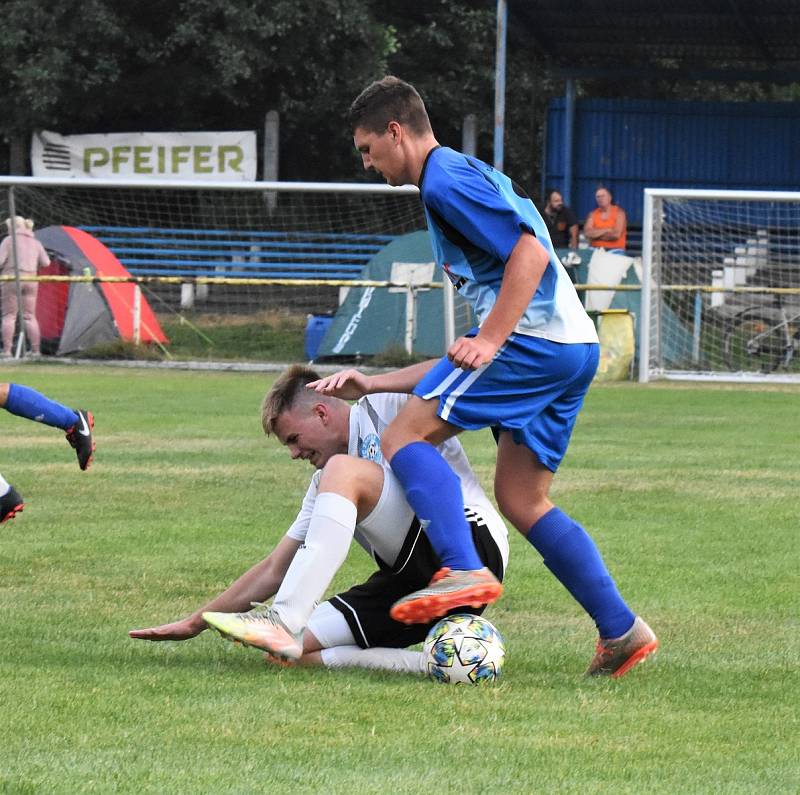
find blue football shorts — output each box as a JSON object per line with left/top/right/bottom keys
{"left": 413, "top": 331, "right": 599, "bottom": 472}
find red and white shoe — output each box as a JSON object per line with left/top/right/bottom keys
{"left": 586, "top": 616, "right": 659, "bottom": 678}
{"left": 389, "top": 567, "right": 503, "bottom": 625}
{"left": 0, "top": 486, "right": 24, "bottom": 523}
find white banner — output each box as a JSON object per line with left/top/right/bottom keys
{"left": 31, "top": 130, "right": 257, "bottom": 181}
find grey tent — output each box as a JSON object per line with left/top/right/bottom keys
{"left": 34, "top": 225, "right": 166, "bottom": 354}
{"left": 316, "top": 231, "right": 467, "bottom": 359}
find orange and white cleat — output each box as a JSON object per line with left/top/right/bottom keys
{"left": 586, "top": 616, "right": 659, "bottom": 678}
{"left": 389, "top": 567, "right": 503, "bottom": 625}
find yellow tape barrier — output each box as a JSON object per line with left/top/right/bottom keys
{"left": 1, "top": 275, "right": 800, "bottom": 295}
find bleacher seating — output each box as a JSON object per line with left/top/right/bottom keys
{"left": 626, "top": 226, "right": 642, "bottom": 255}
{"left": 81, "top": 226, "right": 393, "bottom": 280}
{"left": 81, "top": 224, "right": 646, "bottom": 283}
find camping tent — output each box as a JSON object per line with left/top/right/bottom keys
{"left": 34, "top": 226, "right": 167, "bottom": 354}
{"left": 316, "top": 230, "right": 456, "bottom": 359}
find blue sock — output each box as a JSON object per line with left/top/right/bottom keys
{"left": 390, "top": 441, "right": 483, "bottom": 571}
{"left": 4, "top": 384, "right": 79, "bottom": 430}
{"left": 526, "top": 507, "right": 635, "bottom": 639}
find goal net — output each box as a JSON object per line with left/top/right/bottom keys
{"left": 640, "top": 188, "right": 800, "bottom": 383}
{"left": 0, "top": 178, "right": 476, "bottom": 361}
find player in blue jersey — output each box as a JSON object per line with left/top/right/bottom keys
{"left": 0, "top": 382, "right": 95, "bottom": 522}
{"left": 309, "top": 76, "right": 657, "bottom": 677}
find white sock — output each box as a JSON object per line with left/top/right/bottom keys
{"left": 273, "top": 492, "right": 357, "bottom": 634}
{"left": 320, "top": 645, "right": 425, "bottom": 676}
{"left": 0, "top": 474, "right": 10, "bottom": 496}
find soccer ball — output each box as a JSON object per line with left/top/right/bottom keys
{"left": 422, "top": 613, "right": 505, "bottom": 685}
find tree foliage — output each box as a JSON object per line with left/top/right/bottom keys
{"left": 4, "top": 2, "right": 791, "bottom": 186}
{"left": 0, "top": 0, "right": 394, "bottom": 178}
{"left": 0, "top": 0, "right": 125, "bottom": 134}
{"left": 0, "top": 0, "right": 543, "bottom": 184}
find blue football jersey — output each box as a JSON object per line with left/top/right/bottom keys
{"left": 420, "top": 147, "right": 597, "bottom": 344}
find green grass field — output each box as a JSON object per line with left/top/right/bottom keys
{"left": 1, "top": 365, "right": 798, "bottom": 794}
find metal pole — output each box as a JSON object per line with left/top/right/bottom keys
{"left": 263, "top": 110, "right": 279, "bottom": 213}
{"left": 133, "top": 283, "right": 142, "bottom": 345}
{"left": 405, "top": 287, "right": 415, "bottom": 355}
{"left": 691, "top": 290, "right": 702, "bottom": 363}
{"left": 563, "top": 79, "right": 576, "bottom": 206}
{"left": 493, "top": 0, "right": 507, "bottom": 171}
{"left": 462, "top": 114, "right": 477, "bottom": 156}
{"left": 638, "top": 190, "right": 654, "bottom": 382}
{"left": 6, "top": 188, "right": 26, "bottom": 359}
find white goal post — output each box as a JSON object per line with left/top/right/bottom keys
{"left": 640, "top": 188, "right": 800, "bottom": 383}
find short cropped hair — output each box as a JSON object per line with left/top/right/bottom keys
{"left": 347, "top": 76, "right": 432, "bottom": 136}
{"left": 595, "top": 184, "right": 614, "bottom": 202}
{"left": 261, "top": 364, "right": 324, "bottom": 436}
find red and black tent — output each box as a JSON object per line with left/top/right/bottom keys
{"left": 34, "top": 226, "right": 167, "bottom": 355}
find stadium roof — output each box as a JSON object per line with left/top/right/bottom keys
{"left": 511, "top": 0, "right": 800, "bottom": 84}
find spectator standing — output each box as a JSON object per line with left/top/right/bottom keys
{"left": 584, "top": 186, "right": 627, "bottom": 253}
{"left": 542, "top": 189, "right": 578, "bottom": 249}
{"left": 0, "top": 216, "right": 49, "bottom": 358}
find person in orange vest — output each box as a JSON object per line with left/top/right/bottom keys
{"left": 583, "top": 186, "right": 627, "bottom": 253}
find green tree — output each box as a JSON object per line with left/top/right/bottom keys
{"left": 0, "top": 0, "right": 126, "bottom": 171}
{"left": 371, "top": 0, "right": 547, "bottom": 193}
{"left": 0, "top": 0, "right": 394, "bottom": 178}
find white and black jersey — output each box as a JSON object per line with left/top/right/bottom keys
{"left": 286, "top": 392, "right": 509, "bottom": 649}
{"left": 287, "top": 393, "right": 508, "bottom": 567}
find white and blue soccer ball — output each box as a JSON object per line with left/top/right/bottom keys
{"left": 422, "top": 613, "right": 505, "bottom": 685}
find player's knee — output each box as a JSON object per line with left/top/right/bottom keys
{"left": 319, "top": 454, "right": 356, "bottom": 489}
{"left": 322, "top": 453, "right": 351, "bottom": 475}
{"left": 496, "top": 501, "right": 528, "bottom": 533}
{"left": 319, "top": 454, "right": 374, "bottom": 502}
{"left": 495, "top": 488, "right": 550, "bottom": 533}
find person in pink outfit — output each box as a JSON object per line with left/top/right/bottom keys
{"left": 0, "top": 216, "right": 49, "bottom": 357}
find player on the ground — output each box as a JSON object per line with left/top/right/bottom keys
{"left": 309, "top": 76, "right": 657, "bottom": 678}
{"left": 129, "top": 365, "right": 508, "bottom": 675}
{"left": 0, "top": 382, "right": 95, "bottom": 521}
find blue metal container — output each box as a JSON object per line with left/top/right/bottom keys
{"left": 304, "top": 314, "right": 333, "bottom": 361}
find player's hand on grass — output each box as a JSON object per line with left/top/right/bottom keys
{"left": 307, "top": 369, "right": 372, "bottom": 400}
{"left": 128, "top": 616, "right": 206, "bottom": 642}
{"left": 447, "top": 336, "right": 499, "bottom": 370}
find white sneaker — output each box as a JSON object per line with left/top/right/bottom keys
{"left": 203, "top": 603, "right": 304, "bottom": 661}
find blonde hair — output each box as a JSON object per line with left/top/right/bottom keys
{"left": 261, "top": 364, "right": 324, "bottom": 436}
{"left": 5, "top": 216, "right": 34, "bottom": 232}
